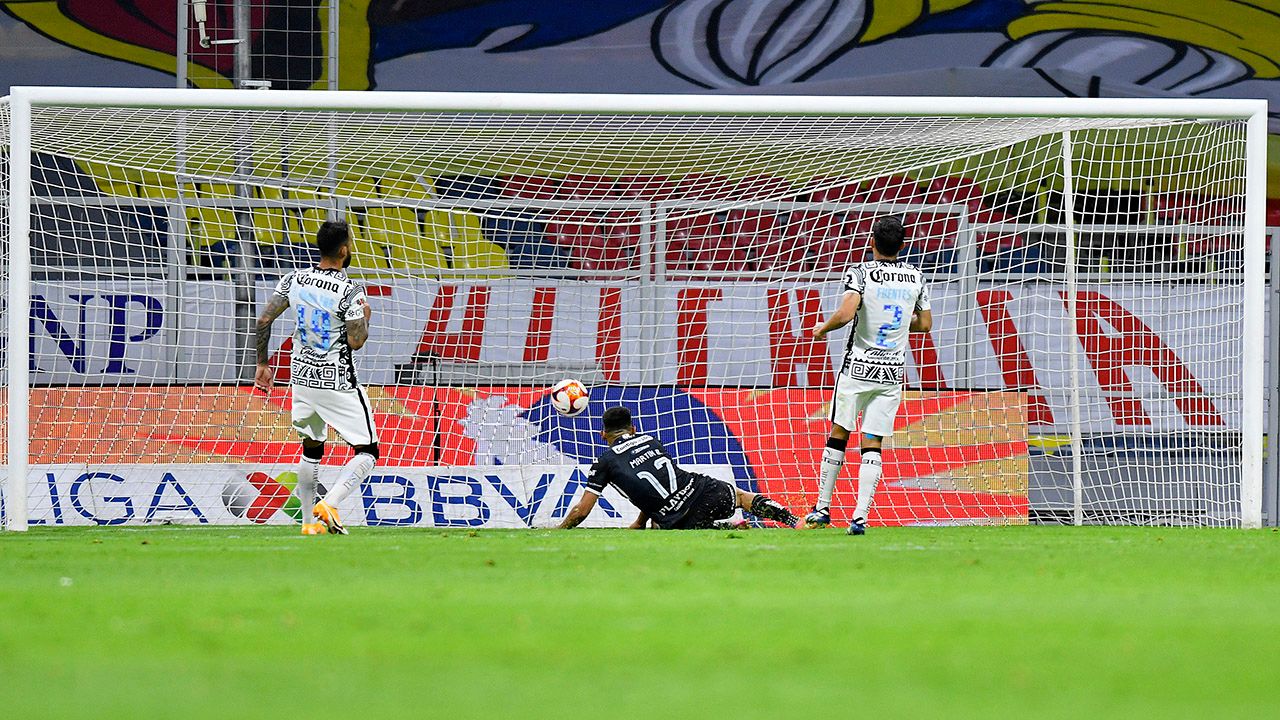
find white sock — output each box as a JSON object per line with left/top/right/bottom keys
{"left": 321, "top": 452, "right": 375, "bottom": 509}
{"left": 296, "top": 455, "right": 320, "bottom": 520}
{"left": 853, "top": 450, "right": 883, "bottom": 522}
{"left": 816, "top": 446, "right": 845, "bottom": 511}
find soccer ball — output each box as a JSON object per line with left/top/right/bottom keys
{"left": 549, "top": 379, "right": 590, "bottom": 417}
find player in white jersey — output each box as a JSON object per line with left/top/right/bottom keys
{"left": 803, "top": 216, "right": 932, "bottom": 535}
{"left": 253, "top": 220, "right": 378, "bottom": 535}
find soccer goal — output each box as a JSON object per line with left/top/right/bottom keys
{"left": 0, "top": 88, "right": 1267, "bottom": 530}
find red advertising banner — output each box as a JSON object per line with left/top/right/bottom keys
{"left": 27, "top": 279, "right": 1242, "bottom": 435}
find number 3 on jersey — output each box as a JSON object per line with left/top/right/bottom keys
{"left": 876, "top": 304, "right": 904, "bottom": 348}
{"left": 296, "top": 305, "right": 332, "bottom": 351}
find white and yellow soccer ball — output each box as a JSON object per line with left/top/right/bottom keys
{"left": 549, "top": 379, "right": 590, "bottom": 417}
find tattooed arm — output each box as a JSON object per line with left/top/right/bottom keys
{"left": 254, "top": 294, "right": 291, "bottom": 392}
{"left": 346, "top": 301, "right": 371, "bottom": 351}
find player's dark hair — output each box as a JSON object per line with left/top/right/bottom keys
{"left": 602, "top": 406, "right": 633, "bottom": 434}
{"left": 316, "top": 220, "right": 351, "bottom": 259}
{"left": 872, "top": 215, "right": 906, "bottom": 257}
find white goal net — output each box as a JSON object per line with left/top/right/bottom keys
{"left": 0, "top": 90, "right": 1266, "bottom": 529}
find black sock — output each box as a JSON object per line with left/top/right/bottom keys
{"left": 750, "top": 495, "right": 798, "bottom": 526}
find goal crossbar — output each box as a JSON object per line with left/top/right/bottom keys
{"left": 5, "top": 86, "right": 1267, "bottom": 120}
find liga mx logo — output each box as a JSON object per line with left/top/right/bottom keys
{"left": 221, "top": 471, "right": 326, "bottom": 524}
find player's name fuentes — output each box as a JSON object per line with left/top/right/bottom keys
{"left": 868, "top": 267, "right": 919, "bottom": 284}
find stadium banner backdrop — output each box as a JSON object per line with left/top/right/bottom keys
{"left": 5, "top": 2, "right": 1280, "bottom": 200}
{"left": 12, "top": 386, "right": 1028, "bottom": 528}
{"left": 28, "top": 278, "right": 1241, "bottom": 434}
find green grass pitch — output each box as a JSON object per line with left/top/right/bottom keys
{"left": 2, "top": 526, "right": 1278, "bottom": 719}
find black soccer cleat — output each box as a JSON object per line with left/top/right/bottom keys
{"left": 749, "top": 495, "right": 799, "bottom": 527}
{"left": 847, "top": 517, "right": 867, "bottom": 536}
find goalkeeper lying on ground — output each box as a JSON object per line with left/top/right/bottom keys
{"left": 558, "top": 406, "right": 799, "bottom": 530}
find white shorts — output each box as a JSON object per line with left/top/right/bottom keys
{"left": 831, "top": 373, "right": 902, "bottom": 439}
{"left": 291, "top": 384, "right": 379, "bottom": 447}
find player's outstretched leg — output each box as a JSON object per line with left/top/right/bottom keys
{"left": 805, "top": 429, "right": 849, "bottom": 528}
{"left": 734, "top": 488, "right": 799, "bottom": 527}
{"left": 297, "top": 440, "right": 327, "bottom": 535}
{"left": 314, "top": 443, "right": 379, "bottom": 535}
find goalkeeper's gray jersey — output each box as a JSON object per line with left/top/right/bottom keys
{"left": 272, "top": 267, "right": 368, "bottom": 390}
{"left": 839, "top": 260, "right": 931, "bottom": 385}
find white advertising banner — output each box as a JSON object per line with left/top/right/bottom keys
{"left": 20, "top": 463, "right": 740, "bottom": 529}
{"left": 27, "top": 278, "right": 1248, "bottom": 432}
{"left": 30, "top": 279, "right": 240, "bottom": 383}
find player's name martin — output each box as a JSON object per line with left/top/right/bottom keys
{"left": 629, "top": 448, "right": 661, "bottom": 469}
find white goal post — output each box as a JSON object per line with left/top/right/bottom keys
{"left": 0, "top": 87, "right": 1267, "bottom": 530}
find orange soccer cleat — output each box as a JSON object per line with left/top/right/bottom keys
{"left": 312, "top": 501, "right": 348, "bottom": 535}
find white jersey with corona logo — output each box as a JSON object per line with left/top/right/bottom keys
{"left": 839, "top": 260, "right": 931, "bottom": 385}
{"left": 272, "top": 267, "right": 369, "bottom": 391}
